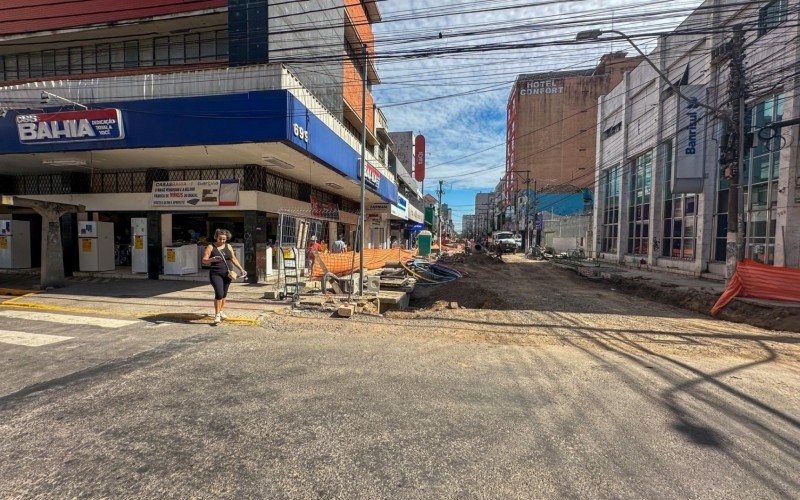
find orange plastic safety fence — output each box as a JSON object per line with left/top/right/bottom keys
{"left": 310, "top": 248, "right": 418, "bottom": 278}
{"left": 711, "top": 259, "right": 800, "bottom": 316}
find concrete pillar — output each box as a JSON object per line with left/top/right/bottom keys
{"left": 146, "top": 212, "right": 162, "bottom": 280}
{"left": 33, "top": 205, "right": 71, "bottom": 288}
{"left": 617, "top": 72, "right": 632, "bottom": 263}
{"left": 243, "top": 210, "right": 262, "bottom": 283}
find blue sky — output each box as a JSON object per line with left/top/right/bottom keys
{"left": 372, "top": 0, "right": 699, "bottom": 230}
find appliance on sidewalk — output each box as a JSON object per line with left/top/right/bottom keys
{"left": 131, "top": 218, "right": 148, "bottom": 273}
{"left": 163, "top": 244, "right": 199, "bottom": 275}
{"left": 0, "top": 219, "right": 31, "bottom": 269}
{"left": 230, "top": 242, "right": 245, "bottom": 267}
{"left": 78, "top": 221, "right": 115, "bottom": 272}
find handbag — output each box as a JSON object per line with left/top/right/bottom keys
{"left": 216, "top": 244, "right": 238, "bottom": 280}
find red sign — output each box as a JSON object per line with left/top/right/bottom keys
{"left": 364, "top": 162, "right": 381, "bottom": 189}
{"left": 414, "top": 135, "right": 425, "bottom": 182}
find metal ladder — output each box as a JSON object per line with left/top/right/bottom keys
{"left": 280, "top": 247, "right": 301, "bottom": 300}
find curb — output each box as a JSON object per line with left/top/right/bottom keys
{"left": 0, "top": 298, "right": 262, "bottom": 326}
{"left": 0, "top": 288, "right": 39, "bottom": 297}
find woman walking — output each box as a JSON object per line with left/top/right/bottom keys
{"left": 202, "top": 229, "right": 246, "bottom": 325}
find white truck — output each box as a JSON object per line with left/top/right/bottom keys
{"left": 489, "top": 231, "right": 518, "bottom": 254}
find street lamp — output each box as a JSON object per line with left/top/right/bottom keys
{"left": 575, "top": 29, "right": 727, "bottom": 121}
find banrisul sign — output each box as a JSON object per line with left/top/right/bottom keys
{"left": 673, "top": 85, "right": 705, "bottom": 194}
{"left": 16, "top": 109, "right": 124, "bottom": 144}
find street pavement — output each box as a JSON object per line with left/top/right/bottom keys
{"left": 1, "top": 258, "right": 799, "bottom": 498}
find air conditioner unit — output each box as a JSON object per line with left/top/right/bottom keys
{"left": 261, "top": 156, "right": 294, "bottom": 170}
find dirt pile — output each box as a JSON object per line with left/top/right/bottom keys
{"left": 409, "top": 278, "right": 507, "bottom": 310}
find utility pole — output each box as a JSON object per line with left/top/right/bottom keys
{"left": 523, "top": 171, "right": 531, "bottom": 250}
{"left": 437, "top": 180, "right": 444, "bottom": 247}
{"left": 723, "top": 25, "right": 746, "bottom": 282}
{"left": 358, "top": 43, "right": 368, "bottom": 296}
{"left": 533, "top": 179, "right": 539, "bottom": 246}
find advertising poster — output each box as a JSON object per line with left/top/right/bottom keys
{"left": 151, "top": 179, "right": 240, "bottom": 208}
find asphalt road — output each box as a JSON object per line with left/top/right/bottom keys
{"left": 1, "top": 259, "right": 799, "bottom": 498}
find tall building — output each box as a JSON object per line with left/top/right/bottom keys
{"left": 462, "top": 215, "right": 476, "bottom": 238}
{"left": 592, "top": 0, "right": 799, "bottom": 275}
{"left": 0, "top": 0, "right": 403, "bottom": 283}
{"left": 504, "top": 52, "right": 642, "bottom": 224}
{"left": 474, "top": 192, "right": 491, "bottom": 236}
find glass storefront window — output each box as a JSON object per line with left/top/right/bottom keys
{"left": 663, "top": 139, "right": 697, "bottom": 260}
{"left": 628, "top": 151, "right": 652, "bottom": 255}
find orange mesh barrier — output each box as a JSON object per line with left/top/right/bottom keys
{"left": 311, "top": 248, "right": 418, "bottom": 278}
{"left": 711, "top": 259, "right": 800, "bottom": 316}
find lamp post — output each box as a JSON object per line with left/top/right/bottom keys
{"left": 576, "top": 28, "right": 744, "bottom": 282}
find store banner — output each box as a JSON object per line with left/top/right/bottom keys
{"left": 392, "top": 195, "right": 408, "bottom": 219}
{"left": 407, "top": 204, "right": 424, "bottom": 223}
{"left": 310, "top": 195, "right": 340, "bottom": 220}
{"left": 151, "top": 179, "right": 239, "bottom": 207}
{"left": 17, "top": 108, "right": 124, "bottom": 144}
{"left": 674, "top": 85, "right": 705, "bottom": 194}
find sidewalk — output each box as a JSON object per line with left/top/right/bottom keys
{"left": 0, "top": 274, "right": 283, "bottom": 325}
{"left": 555, "top": 260, "right": 800, "bottom": 333}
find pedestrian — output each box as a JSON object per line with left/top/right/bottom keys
{"left": 331, "top": 234, "right": 347, "bottom": 253}
{"left": 202, "top": 228, "right": 246, "bottom": 325}
{"left": 306, "top": 235, "right": 323, "bottom": 271}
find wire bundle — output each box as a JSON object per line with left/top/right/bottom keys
{"left": 401, "top": 259, "right": 463, "bottom": 285}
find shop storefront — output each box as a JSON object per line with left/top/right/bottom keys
{"left": 0, "top": 82, "right": 395, "bottom": 281}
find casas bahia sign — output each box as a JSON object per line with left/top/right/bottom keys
{"left": 17, "top": 109, "right": 124, "bottom": 144}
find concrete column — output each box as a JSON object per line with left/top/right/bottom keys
{"left": 59, "top": 212, "right": 78, "bottom": 277}
{"left": 243, "top": 210, "right": 262, "bottom": 283}
{"left": 33, "top": 205, "right": 71, "bottom": 288}
{"left": 591, "top": 95, "right": 605, "bottom": 259}
{"left": 617, "top": 72, "right": 632, "bottom": 263}
{"left": 146, "top": 212, "right": 162, "bottom": 280}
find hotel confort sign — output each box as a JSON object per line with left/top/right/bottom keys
{"left": 520, "top": 79, "right": 565, "bottom": 96}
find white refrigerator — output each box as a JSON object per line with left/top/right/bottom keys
{"left": 0, "top": 220, "right": 32, "bottom": 269}
{"left": 78, "top": 221, "right": 115, "bottom": 272}
{"left": 131, "top": 218, "right": 148, "bottom": 273}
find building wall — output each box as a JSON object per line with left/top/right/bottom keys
{"left": 0, "top": 0, "right": 227, "bottom": 37}
{"left": 268, "top": 0, "right": 345, "bottom": 122}
{"left": 508, "top": 54, "right": 642, "bottom": 198}
{"left": 389, "top": 131, "right": 414, "bottom": 176}
{"left": 593, "top": 0, "right": 800, "bottom": 273}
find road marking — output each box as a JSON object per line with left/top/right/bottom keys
{"left": 0, "top": 310, "right": 139, "bottom": 328}
{"left": 0, "top": 329, "right": 73, "bottom": 346}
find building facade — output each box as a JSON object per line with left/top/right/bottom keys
{"left": 503, "top": 52, "right": 642, "bottom": 234}
{"left": 592, "top": 0, "right": 799, "bottom": 275}
{"left": 0, "top": 0, "right": 407, "bottom": 282}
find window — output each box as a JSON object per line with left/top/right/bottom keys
{"left": 69, "top": 47, "right": 82, "bottom": 74}
{"left": 124, "top": 41, "right": 139, "bottom": 68}
{"left": 759, "top": 0, "right": 788, "bottom": 36}
{"left": 29, "top": 52, "right": 42, "bottom": 77}
{"left": 216, "top": 30, "right": 229, "bottom": 58}
{"left": 601, "top": 165, "right": 621, "bottom": 253}
{"left": 96, "top": 44, "right": 111, "bottom": 72}
{"left": 185, "top": 34, "right": 200, "bottom": 63}
{"left": 200, "top": 31, "right": 216, "bottom": 60}
{"left": 627, "top": 151, "right": 652, "bottom": 255}
{"left": 169, "top": 35, "right": 185, "bottom": 65}
{"left": 662, "top": 140, "right": 697, "bottom": 259}
{"left": 743, "top": 94, "right": 784, "bottom": 264}
{"left": 110, "top": 42, "right": 125, "bottom": 70}
{"left": 4, "top": 55, "right": 17, "bottom": 81}
{"left": 154, "top": 37, "right": 170, "bottom": 66}
{"left": 0, "top": 29, "right": 227, "bottom": 83}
